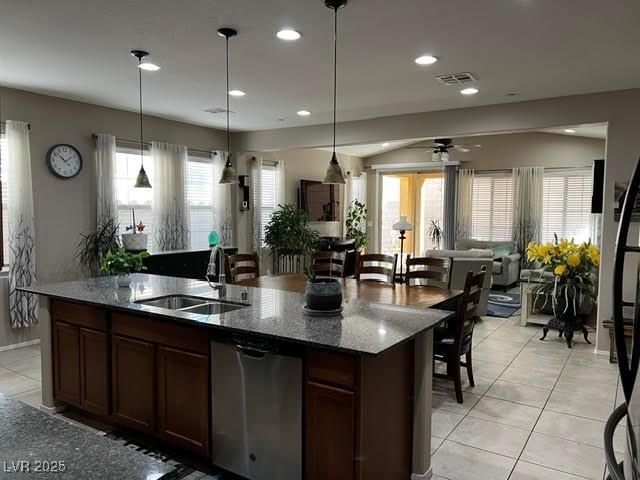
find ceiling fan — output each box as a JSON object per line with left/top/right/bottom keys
{"left": 406, "top": 138, "right": 482, "bottom": 161}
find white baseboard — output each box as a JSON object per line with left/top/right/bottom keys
{"left": 39, "top": 403, "right": 67, "bottom": 414}
{"left": 0, "top": 339, "right": 40, "bottom": 352}
{"left": 411, "top": 467, "right": 433, "bottom": 480}
{"left": 595, "top": 348, "right": 610, "bottom": 357}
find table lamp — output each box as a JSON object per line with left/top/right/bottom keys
{"left": 392, "top": 216, "right": 413, "bottom": 283}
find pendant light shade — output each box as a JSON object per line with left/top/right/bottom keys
{"left": 131, "top": 49, "right": 152, "bottom": 189}
{"left": 322, "top": 0, "right": 347, "bottom": 185}
{"left": 218, "top": 28, "right": 238, "bottom": 184}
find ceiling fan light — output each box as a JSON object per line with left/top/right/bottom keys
{"left": 432, "top": 151, "right": 440, "bottom": 162}
{"left": 441, "top": 151, "right": 450, "bottom": 162}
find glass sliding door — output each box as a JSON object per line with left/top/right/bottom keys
{"left": 380, "top": 171, "right": 444, "bottom": 260}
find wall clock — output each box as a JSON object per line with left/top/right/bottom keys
{"left": 46, "top": 144, "right": 83, "bottom": 179}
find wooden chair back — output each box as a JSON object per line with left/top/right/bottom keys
{"left": 311, "top": 251, "right": 347, "bottom": 278}
{"left": 225, "top": 253, "right": 260, "bottom": 283}
{"left": 355, "top": 253, "right": 397, "bottom": 285}
{"left": 405, "top": 255, "right": 451, "bottom": 289}
{"left": 454, "top": 266, "right": 487, "bottom": 354}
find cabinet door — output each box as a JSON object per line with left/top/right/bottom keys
{"left": 111, "top": 335, "right": 155, "bottom": 433}
{"left": 79, "top": 328, "right": 109, "bottom": 415}
{"left": 157, "top": 346, "right": 209, "bottom": 455}
{"left": 306, "top": 381, "right": 356, "bottom": 480}
{"left": 53, "top": 321, "right": 80, "bottom": 406}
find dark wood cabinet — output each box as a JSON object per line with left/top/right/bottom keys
{"left": 53, "top": 321, "right": 81, "bottom": 406}
{"left": 79, "top": 328, "right": 109, "bottom": 415}
{"left": 157, "top": 346, "right": 209, "bottom": 454}
{"left": 111, "top": 335, "right": 155, "bottom": 433}
{"left": 306, "top": 381, "right": 356, "bottom": 480}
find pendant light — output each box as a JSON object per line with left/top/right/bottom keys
{"left": 322, "top": 0, "right": 348, "bottom": 185}
{"left": 130, "top": 50, "right": 152, "bottom": 188}
{"left": 218, "top": 28, "right": 238, "bottom": 184}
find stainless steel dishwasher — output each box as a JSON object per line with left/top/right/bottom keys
{"left": 211, "top": 339, "right": 302, "bottom": 480}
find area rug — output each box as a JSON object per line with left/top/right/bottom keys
{"left": 487, "top": 292, "right": 521, "bottom": 318}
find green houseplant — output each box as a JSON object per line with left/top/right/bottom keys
{"left": 345, "top": 200, "right": 368, "bottom": 252}
{"left": 75, "top": 214, "right": 121, "bottom": 276}
{"left": 101, "top": 248, "right": 149, "bottom": 287}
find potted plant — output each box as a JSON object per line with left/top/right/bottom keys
{"left": 426, "top": 220, "right": 445, "bottom": 250}
{"left": 264, "top": 203, "right": 321, "bottom": 272}
{"left": 345, "top": 200, "right": 368, "bottom": 252}
{"left": 76, "top": 214, "right": 121, "bottom": 276}
{"left": 304, "top": 269, "right": 343, "bottom": 311}
{"left": 101, "top": 248, "right": 150, "bottom": 287}
{"left": 527, "top": 236, "right": 600, "bottom": 320}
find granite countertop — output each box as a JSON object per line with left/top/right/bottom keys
{"left": 0, "top": 394, "right": 173, "bottom": 479}
{"left": 20, "top": 274, "right": 452, "bottom": 356}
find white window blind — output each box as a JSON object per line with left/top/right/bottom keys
{"left": 541, "top": 169, "right": 593, "bottom": 243}
{"left": 351, "top": 175, "right": 365, "bottom": 204}
{"left": 0, "top": 135, "right": 7, "bottom": 266}
{"left": 420, "top": 176, "right": 444, "bottom": 250}
{"left": 115, "top": 148, "right": 154, "bottom": 238}
{"left": 260, "top": 164, "right": 277, "bottom": 247}
{"left": 186, "top": 156, "right": 214, "bottom": 250}
{"left": 471, "top": 173, "right": 514, "bottom": 241}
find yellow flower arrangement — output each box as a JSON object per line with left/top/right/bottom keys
{"left": 526, "top": 236, "right": 599, "bottom": 318}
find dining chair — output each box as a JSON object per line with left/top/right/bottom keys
{"left": 310, "top": 251, "right": 347, "bottom": 278}
{"left": 355, "top": 253, "right": 398, "bottom": 285}
{"left": 433, "top": 266, "right": 487, "bottom": 404}
{"left": 225, "top": 253, "right": 260, "bottom": 283}
{"left": 405, "top": 255, "right": 452, "bottom": 289}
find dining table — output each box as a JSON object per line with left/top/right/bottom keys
{"left": 235, "top": 273, "right": 463, "bottom": 311}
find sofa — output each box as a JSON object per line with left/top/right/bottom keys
{"left": 455, "top": 239, "right": 521, "bottom": 289}
{"left": 423, "top": 249, "right": 493, "bottom": 316}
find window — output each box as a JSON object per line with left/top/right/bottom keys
{"left": 541, "top": 168, "right": 593, "bottom": 243}
{"left": 471, "top": 172, "right": 514, "bottom": 241}
{"left": 186, "top": 156, "right": 214, "bottom": 250}
{"left": 260, "top": 163, "right": 278, "bottom": 247}
{"left": 115, "top": 148, "right": 154, "bottom": 238}
{"left": 420, "top": 175, "right": 444, "bottom": 250}
{"left": 350, "top": 174, "right": 366, "bottom": 205}
{"left": 0, "top": 134, "right": 7, "bottom": 266}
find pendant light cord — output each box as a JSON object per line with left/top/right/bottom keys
{"left": 138, "top": 59, "right": 144, "bottom": 167}
{"left": 332, "top": 6, "right": 338, "bottom": 156}
{"left": 226, "top": 35, "right": 231, "bottom": 163}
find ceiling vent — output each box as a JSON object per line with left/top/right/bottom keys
{"left": 204, "top": 107, "right": 235, "bottom": 115}
{"left": 435, "top": 72, "right": 478, "bottom": 86}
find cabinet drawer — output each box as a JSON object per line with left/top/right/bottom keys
{"left": 111, "top": 313, "right": 209, "bottom": 355}
{"left": 307, "top": 349, "right": 357, "bottom": 389}
{"left": 52, "top": 301, "right": 107, "bottom": 331}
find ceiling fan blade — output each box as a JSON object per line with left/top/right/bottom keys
{"left": 454, "top": 146, "right": 470, "bottom": 153}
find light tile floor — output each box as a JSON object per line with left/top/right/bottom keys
{"left": 0, "top": 314, "right": 622, "bottom": 480}
{"left": 431, "top": 312, "right": 621, "bottom": 480}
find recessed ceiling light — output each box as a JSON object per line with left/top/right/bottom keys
{"left": 277, "top": 29, "right": 301, "bottom": 41}
{"left": 229, "top": 89, "right": 246, "bottom": 97}
{"left": 297, "top": 110, "right": 311, "bottom": 116}
{"left": 414, "top": 55, "right": 438, "bottom": 65}
{"left": 382, "top": 142, "right": 390, "bottom": 147}
{"left": 460, "top": 87, "right": 479, "bottom": 95}
{"left": 564, "top": 128, "right": 576, "bottom": 133}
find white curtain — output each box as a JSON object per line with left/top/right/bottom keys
{"left": 251, "top": 156, "right": 263, "bottom": 252}
{"left": 275, "top": 160, "right": 285, "bottom": 207}
{"left": 94, "top": 133, "right": 117, "bottom": 226}
{"left": 456, "top": 169, "right": 474, "bottom": 240}
{"left": 151, "top": 141, "right": 190, "bottom": 251}
{"left": 6, "top": 120, "right": 37, "bottom": 328}
{"left": 212, "top": 151, "right": 234, "bottom": 246}
{"left": 512, "top": 166, "right": 544, "bottom": 247}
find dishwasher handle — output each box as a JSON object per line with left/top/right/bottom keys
{"left": 235, "top": 344, "right": 269, "bottom": 358}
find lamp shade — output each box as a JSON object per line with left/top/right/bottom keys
{"left": 392, "top": 216, "right": 413, "bottom": 232}
{"left": 322, "top": 152, "right": 346, "bottom": 184}
{"left": 219, "top": 154, "right": 238, "bottom": 184}
{"left": 134, "top": 165, "right": 152, "bottom": 188}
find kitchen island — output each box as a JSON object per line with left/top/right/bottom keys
{"left": 20, "top": 273, "right": 455, "bottom": 480}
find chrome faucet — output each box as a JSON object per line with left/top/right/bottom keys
{"left": 206, "top": 245, "right": 227, "bottom": 296}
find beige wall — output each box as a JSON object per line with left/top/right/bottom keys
{"left": 0, "top": 87, "right": 226, "bottom": 348}
{"left": 233, "top": 149, "right": 363, "bottom": 254}
{"left": 366, "top": 132, "right": 605, "bottom": 171}
{"left": 234, "top": 88, "right": 640, "bottom": 353}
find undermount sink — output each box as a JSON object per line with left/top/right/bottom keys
{"left": 135, "top": 294, "right": 248, "bottom": 315}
